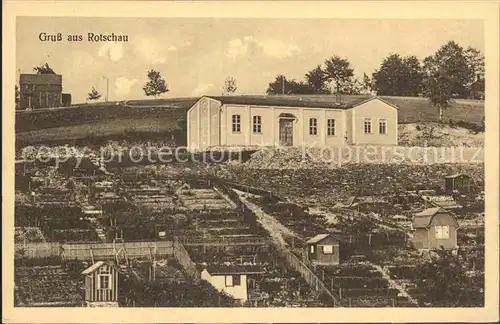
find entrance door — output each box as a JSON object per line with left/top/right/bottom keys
{"left": 279, "top": 119, "right": 293, "bottom": 146}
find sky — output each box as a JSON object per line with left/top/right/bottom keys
{"left": 16, "top": 17, "right": 484, "bottom": 104}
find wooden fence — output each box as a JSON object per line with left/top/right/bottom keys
{"left": 15, "top": 241, "right": 174, "bottom": 260}
{"left": 173, "top": 238, "right": 200, "bottom": 281}
{"left": 211, "top": 177, "right": 342, "bottom": 306}
{"left": 275, "top": 245, "right": 342, "bottom": 307}
{"left": 177, "top": 236, "right": 270, "bottom": 247}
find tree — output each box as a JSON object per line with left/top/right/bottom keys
{"left": 464, "top": 46, "right": 485, "bottom": 77}
{"left": 415, "top": 248, "right": 481, "bottom": 306}
{"left": 423, "top": 41, "right": 476, "bottom": 98}
{"left": 222, "top": 76, "right": 238, "bottom": 95}
{"left": 143, "top": 70, "right": 169, "bottom": 99}
{"left": 265, "top": 75, "right": 315, "bottom": 95}
{"left": 342, "top": 77, "right": 363, "bottom": 95}
{"left": 422, "top": 68, "right": 454, "bottom": 120}
{"left": 33, "top": 63, "right": 56, "bottom": 74}
{"left": 305, "top": 65, "right": 329, "bottom": 94}
{"left": 372, "top": 54, "right": 424, "bottom": 96}
{"left": 266, "top": 75, "right": 287, "bottom": 95}
{"left": 361, "top": 73, "right": 373, "bottom": 95}
{"left": 287, "top": 80, "right": 313, "bottom": 94}
{"left": 464, "top": 47, "right": 485, "bottom": 98}
{"left": 87, "top": 87, "right": 102, "bottom": 101}
{"left": 323, "top": 56, "right": 354, "bottom": 95}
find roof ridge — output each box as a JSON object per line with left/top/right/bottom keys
{"left": 202, "top": 95, "right": 378, "bottom": 109}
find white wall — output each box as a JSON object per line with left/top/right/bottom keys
{"left": 222, "top": 105, "right": 248, "bottom": 147}
{"left": 351, "top": 98, "right": 398, "bottom": 145}
{"left": 201, "top": 270, "right": 248, "bottom": 302}
{"left": 187, "top": 97, "right": 222, "bottom": 151}
{"left": 221, "top": 104, "right": 348, "bottom": 148}
{"left": 197, "top": 98, "right": 398, "bottom": 150}
{"left": 187, "top": 101, "right": 199, "bottom": 150}
{"left": 324, "top": 110, "right": 345, "bottom": 147}
{"left": 209, "top": 100, "right": 220, "bottom": 146}
{"left": 249, "top": 106, "right": 275, "bottom": 146}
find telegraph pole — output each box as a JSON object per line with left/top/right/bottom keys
{"left": 103, "top": 76, "right": 109, "bottom": 102}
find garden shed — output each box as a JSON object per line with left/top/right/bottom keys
{"left": 201, "top": 264, "right": 265, "bottom": 304}
{"left": 444, "top": 173, "right": 472, "bottom": 194}
{"left": 411, "top": 207, "right": 459, "bottom": 250}
{"left": 81, "top": 261, "right": 119, "bottom": 306}
{"left": 306, "top": 233, "right": 340, "bottom": 265}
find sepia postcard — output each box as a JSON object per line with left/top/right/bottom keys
{"left": 2, "top": 1, "right": 499, "bottom": 323}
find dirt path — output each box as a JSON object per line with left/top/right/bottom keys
{"left": 367, "top": 262, "right": 419, "bottom": 306}
{"left": 235, "top": 190, "right": 299, "bottom": 247}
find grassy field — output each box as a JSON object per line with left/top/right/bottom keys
{"left": 15, "top": 95, "right": 484, "bottom": 146}
{"left": 16, "top": 117, "right": 186, "bottom": 147}
{"left": 263, "top": 95, "right": 484, "bottom": 125}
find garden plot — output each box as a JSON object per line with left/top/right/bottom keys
{"left": 127, "top": 185, "right": 177, "bottom": 212}
{"left": 15, "top": 265, "right": 83, "bottom": 306}
{"left": 94, "top": 191, "right": 125, "bottom": 205}
{"left": 129, "top": 258, "right": 187, "bottom": 282}
{"left": 178, "top": 188, "right": 234, "bottom": 211}
{"left": 241, "top": 194, "right": 422, "bottom": 306}
{"left": 15, "top": 227, "right": 46, "bottom": 243}
{"left": 215, "top": 163, "right": 484, "bottom": 203}
{"left": 177, "top": 209, "right": 269, "bottom": 242}
{"left": 313, "top": 262, "right": 416, "bottom": 307}
{"left": 16, "top": 204, "right": 99, "bottom": 243}
{"left": 458, "top": 228, "right": 485, "bottom": 272}
{"left": 213, "top": 163, "right": 485, "bottom": 307}
{"left": 251, "top": 259, "right": 330, "bottom": 307}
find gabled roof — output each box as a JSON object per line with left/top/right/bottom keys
{"left": 412, "top": 215, "right": 433, "bottom": 229}
{"left": 20, "top": 74, "right": 62, "bottom": 85}
{"left": 204, "top": 264, "right": 265, "bottom": 275}
{"left": 81, "top": 261, "right": 114, "bottom": 275}
{"left": 412, "top": 207, "right": 457, "bottom": 228}
{"left": 432, "top": 200, "right": 463, "bottom": 209}
{"left": 306, "top": 233, "right": 334, "bottom": 244}
{"left": 204, "top": 95, "right": 397, "bottom": 110}
{"left": 415, "top": 207, "right": 443, "bottom": 217}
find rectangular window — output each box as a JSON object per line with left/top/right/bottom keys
{"left": 225, "top": 275, "right": 233, "bottom": 287}
{"left": 232, "top": 114, "right": 241, "bottom": 133}
{"left": 379, "top": 119, "right": 387, "bottom": 134}
{"left": 435, "top": 226, "right": 450, "bottom": 239}
{"left": 310, "top": 245, "right": 315, "bottom": 253}
{"left": 233, "top": 275, "right": 241, "bottom": 286}
{"left": 253, "top": 115, "right": 262, "bottom": 134}
{"left": 309, "top": 118, "right": 318, "bottom": 135}
{"left": 327, "top": 119, "right": 336, "bottom": 136}
{"left": 98, "top": 274, "right": 110, "bottom": 289}
{"left": 322, "top": 245, "right": 333, "bottom": 254}
{"left": 364, "top": 119, "right": 372, "bottom": 134}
